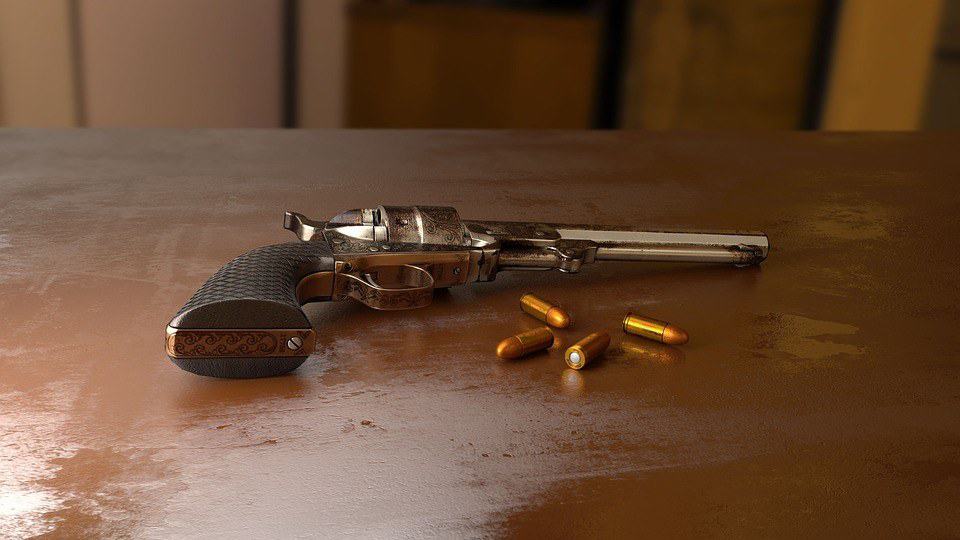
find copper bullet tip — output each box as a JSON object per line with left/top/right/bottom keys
{"left": 623, "top": 313, "right": 690, "bottom": 345}
{"left": 496, "top": 337, "right": 523, "bottom": 359}
{"left": 661, "top": 325, "right": 689, "bottom": 345}
{"left": 496, "top": 327, "right": 554, "bottom": 360}
{"left": 545, "top": 308, "right": 570, "bottom": 328}
{"left": 520, "top": 293, "right": 572, "bottom": 328}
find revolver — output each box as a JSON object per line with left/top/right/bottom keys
{"left": 166, "top": 205, "right": 768, "bottom": 378}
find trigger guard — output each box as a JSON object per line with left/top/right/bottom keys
{"left": 336, "top": 264, "right": 435, "bottom": 310}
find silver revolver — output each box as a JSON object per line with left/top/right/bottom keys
{"left": 166, "top": 205, "right": 768, "bottom": 378}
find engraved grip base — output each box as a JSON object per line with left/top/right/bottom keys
{"left": 167, "top": 241, "right": 334, "bottom": 378}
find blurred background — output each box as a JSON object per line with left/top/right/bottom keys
{"left": 0, "top": 0, "right": 955, "bottom": 130}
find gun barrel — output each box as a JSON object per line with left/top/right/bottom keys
{"left": 557, "top": 228, "right": 769, "bottom": 265}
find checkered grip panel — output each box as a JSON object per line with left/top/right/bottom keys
{"left": 177, "top": 241, "right": 333, "bottom": 316}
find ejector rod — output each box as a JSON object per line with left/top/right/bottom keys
{"left": 556, "top": 228, "right": 769, "bottom": 265}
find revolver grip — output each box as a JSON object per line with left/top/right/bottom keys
{"left": 166, "top": 241, "right": 334, "bottom": 378}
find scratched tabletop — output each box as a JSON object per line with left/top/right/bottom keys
{"left": 1, "top": 130, "right": 958, "bottom": 538}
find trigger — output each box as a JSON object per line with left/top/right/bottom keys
{"left": 335, "top": 264, "right": 435, "bottom": 311}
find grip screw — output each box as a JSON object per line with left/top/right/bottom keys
{"left": 287, "top": 336, "right": 303, "bottom": 351}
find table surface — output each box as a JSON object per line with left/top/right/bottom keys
{"left": 1, "top": 130, "right": 959, "bottom": 538}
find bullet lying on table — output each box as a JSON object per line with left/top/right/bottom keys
{"left": 520, "top": 293, "right": 571, "bottom": 328}
{"left": 623, "top": 313, "right": 689, "bottom": 345}
{"left": 496, "top": 327, "right": 555, "bottom": 360}
{"left": 565, "top": 331, "right": 611, "bottom": 370}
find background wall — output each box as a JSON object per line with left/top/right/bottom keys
{"left": 79, "top": 0, "right": 283, "bottom": 128}
{"left": 0, "top": 0, "right": 78, "bottom": 126}
{"left": 822, "top": 0, "right": 943, "bottom": 129}
{"left": 926, "top": 0, "right": 960, "bottom": 128}
{"left": 298, "top": 0, "right": 348, "bottom": 128}
{"left": 0, "top": 0, "right": 956, "bottom": 130}
{"left": 347, "top": 3, "right": 600, "bottom": 128}
{"left": 619, "top": 0, "right": 823, "bottom": 129}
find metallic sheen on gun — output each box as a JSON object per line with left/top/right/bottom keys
{"left": 166, "top": 205, "right": 768, "bottom": 378}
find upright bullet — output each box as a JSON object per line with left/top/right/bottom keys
{"left": 564, "top": 331, "right": 611, "bottom": 370}
{"left": 623, "top": 313, "right": 689, "bottom": 345}
{"left": 520, "top": 293, "right": 571, "bottom": 328}
{"left": 496, "top": 327, "right": 555, "bottom": 359}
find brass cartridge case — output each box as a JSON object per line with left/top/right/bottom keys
{"left": 564, "top": 331, "right": 611, "bottom": 370}
{"left": 496, "top": 327, "right": 555, "bottom": 359}
{"left": 520, "top": 293, "right": 571, "bottom": 328}
{"left": 623, "top": 313, "right": 689, "bottom": 345}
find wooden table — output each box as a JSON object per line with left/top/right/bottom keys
{"left": 1, "top": 130, "right": 958, "bottom": 537}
